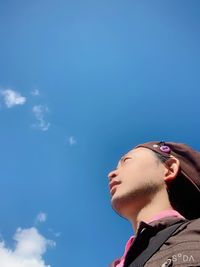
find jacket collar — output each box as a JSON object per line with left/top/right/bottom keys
{"left": 136, "top": 216, "right": 187, "bottom": 235}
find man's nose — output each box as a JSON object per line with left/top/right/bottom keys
{"left": 108, "top": 169, "right": 119, "bottom": 181}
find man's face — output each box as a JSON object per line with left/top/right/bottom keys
{"left": 108, "top": 147, "right": 166, "bottom": 218}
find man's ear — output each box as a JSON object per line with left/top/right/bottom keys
{"left": 164, "top": 157, "right": 180, "bottom": 182}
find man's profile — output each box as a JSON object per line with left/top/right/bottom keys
{"left": 108, "top": 141, "right": 200, "bottom": 267}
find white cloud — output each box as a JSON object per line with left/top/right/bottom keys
{"left": 32, "top": 105, "right": 50, "bottom": 131}
{"left": 68, "top": 136, "right": 77, "bottom": 145}
{"left": 0, "top": 89, "right": 26, "bottom": 108}
{"left": 36, "top": 213, "right": 47, "bottom": 223}
{"left": 31, "top": 89, "right": 40, "bottom": 96}
{"left": 0, "top": 227, "right": 55, "bottom": 267}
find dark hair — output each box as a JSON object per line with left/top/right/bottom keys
{"left": 153, "top": 151, "right": 199, "bottom": 219}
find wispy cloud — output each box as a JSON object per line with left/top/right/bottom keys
{"left": 68, "top": 136, "right": 77, "bottom": 145}
{"left": 48, "top": 228, "right": 61, "bottom": 238}
{"left": 36, "top": 212, "right": 47, "bottom": 223}
{"left": 0, "top": 227, "right": 55, "bottom": 267}
{"left": 32, "top": 105, "right": 50, "bottom": 131}
{"left": 54, "top": 232, "right": 61, "bottom": 238}
{"left": 0, "top": 89, "right": 26, "bottom": 108}
{"left": 31, "top": 89, "right": 40, "bottom": 96}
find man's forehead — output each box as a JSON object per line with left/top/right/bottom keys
{"left": 117, "top": 147, "right": 152, "bottom": 166}
{"left": 120, "top": 150, "right": 134, "bottom": 159}
{"left": 121, "top": 147, "right": 149, "bottom": 157}
{"left": 116, "top": 149, "right": 133, "bottom": 167}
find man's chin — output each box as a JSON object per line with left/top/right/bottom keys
{"left": 111, "top": 191, "right": 141, "bottom": 217}
{"left": 111, "top": 193, "right": 131, "bottom": 216}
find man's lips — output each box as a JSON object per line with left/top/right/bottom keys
{"left": 109, "top": 181, "right": 121, "bottom": 193}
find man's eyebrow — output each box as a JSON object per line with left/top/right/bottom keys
{"left": 116, "top": 155, "right": 127, "bottom": 168}
{"left": 120, "top": 155, "right": 126, "bottom": 162}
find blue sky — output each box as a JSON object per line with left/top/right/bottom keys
{"left": 0, "top": 1, "right": 200, "bottom": 266}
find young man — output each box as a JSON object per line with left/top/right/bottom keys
{"left": 108, "top": 141, "right": 200, "bottom": 267}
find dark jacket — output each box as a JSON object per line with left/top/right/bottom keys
{"left": 109, "top": 216, "right": 200, "bottom": 267}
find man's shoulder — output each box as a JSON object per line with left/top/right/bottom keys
{"left": 149, "top": 216, "right": 200, "bottom": 238}
{"left": 109, "top": 219, "right": 200, "bottom": 267}
{"left": 159, "top": 217, "right": 200, "bottom": 246}
{"left": 187, "top": 217, "right": 200, "bottom": 227}
{"left": 144, "top": 218, "right": 200, "bottom": 267}
{"left": 172, "top": 217, "right": 200, "bottom": 238}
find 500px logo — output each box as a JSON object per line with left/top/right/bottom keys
{"left": 161, "top": 253, "right": 195, "bottom": 267}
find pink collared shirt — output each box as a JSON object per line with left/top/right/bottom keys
{"left": 115, "top": 209, "right": 185, "bottom": 267}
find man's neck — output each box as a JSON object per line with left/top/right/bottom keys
{"left": 129, "top": 190, "right": 174, "bottom": 233}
